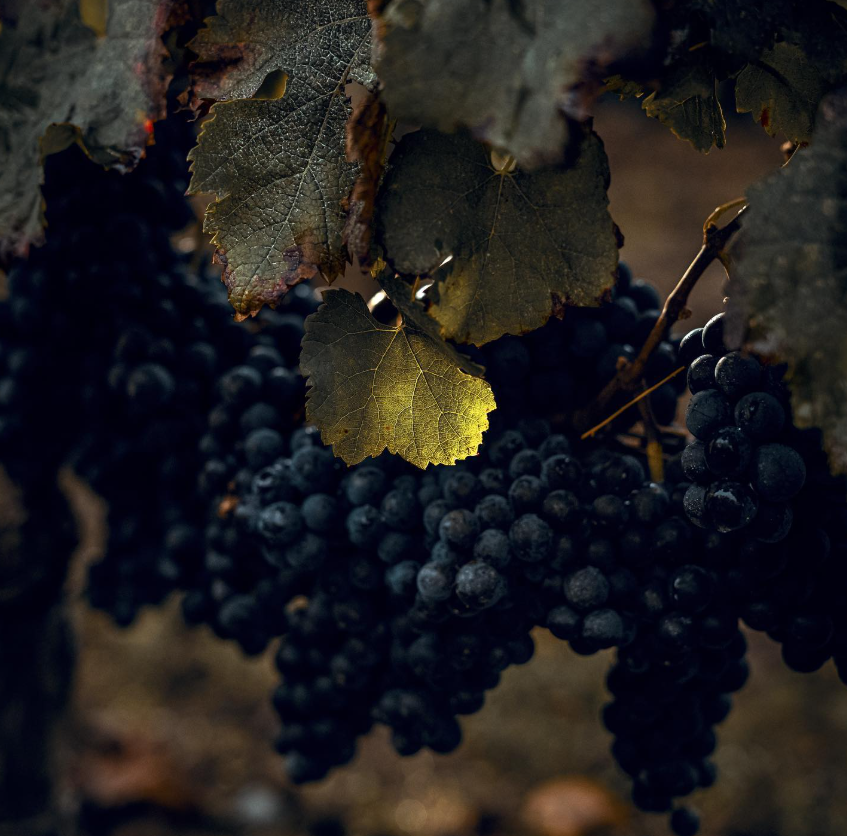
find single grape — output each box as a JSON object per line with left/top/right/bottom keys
{"left": 734, "top": 392, "right": 785, "bottom": 442}
{"left": 701, "top": 313, "right": 726, "bottom": 355}
{"left": 714, "top": 352, "right": 761, "bottom": 400}
{"left": 751, "top": 443, "right": 806, "bottom": 502}
{"left": 564, "top": 567, "right": 610, "bottom": 611}
{"left": 678, "top": 328, "right": 705, "bottom": 366}
{"left": 686, "top": 390, "right": 732, "bottom": 441}
{"left": 687, "top": 355, "right": 718, "bottom": 394}
{"left": 455, "top": 562, "right": 507, "bottom": 609}
{"left": 705, "top": 426, "right": 753, "bottom": 478}
{"left": 704, "top": 481, "right": 757, "bottom": 532}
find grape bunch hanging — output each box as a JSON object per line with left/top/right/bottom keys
{"left": 2, "top": 115, "right": 847, "bottom": 836}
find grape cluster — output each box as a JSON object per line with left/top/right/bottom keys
{"left": 196, "top": 289, "right": 316, "bottom": 506}
{"left": 177, "top": 371, "right": 847, "bottom": 834}
{"left": 0, "top": 118, "right": 189, "bottom": 488}
{"left": 6, "top": 108, "right": 847, "bottom": 836}
{"left": 84, "top": 282, "right": 320, "bottom": 627}
{"left": 0, "top": 113, "right": 310, "bottom": 625}
{"left": 190, "top": 410, "right": 738, "bottom": 831}
{"left": 679, "top": 314, "right": 847, "bottom": 680}
{"left": 0, "top": 116, "right": 218, "bottom": 622}
{"left": 680, "top": 313, "right": 806, "bottom": 537}
{"left": 480, "top": 263, "right": 685, "bottom": 429}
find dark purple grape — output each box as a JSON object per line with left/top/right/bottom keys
{"left": 704, "top": 480, "right": 757, "bottom": 532}
{"left": 706, "top": 426, "right": 753, "bottom": 478}
{"left": 686, "top": 390, "right": 732, "bottom": 441}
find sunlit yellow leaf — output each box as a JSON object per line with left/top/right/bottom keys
{"left": 300, "top": 278, "right": 496, "bottom": 469}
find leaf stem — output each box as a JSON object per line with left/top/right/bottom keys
{"left": 577, "top": 206, "right": 746, "bottom": 432}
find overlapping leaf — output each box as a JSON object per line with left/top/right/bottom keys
{"left": 642, "top": 54, "right": 726, "bottom": 153}
{"left": 726, "top": 89, "right": 847, "bottom": 473}
{"left": 300, "top": 274, "right": 496, "bottom": 469}
{"left": 376, "top": 129, "right": 618, "bottom": 346}
{"left": 0, "top": 0, "right": 175, "bottom": 257}
{"left": 187, "top": 0, "right": 375, "bottom": 319}
{"left": 736, "top": 44, "right": 826, "bottom": 143}
{"left": 371, "top": 0, "right": 654, "bottom": 169}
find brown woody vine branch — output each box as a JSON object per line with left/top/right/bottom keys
{"left": 576, "top": 206, "right": 746, "bottom": 433}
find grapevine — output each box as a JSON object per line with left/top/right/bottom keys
{"left": 2, "top": 2, "right": 847, "bottom": 835}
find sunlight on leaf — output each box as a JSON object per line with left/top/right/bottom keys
{"left": 300, "top": 276, "right": 496, "bottom": 469}
{"left": 376, "top": 128, "right": 618, "bottom": 346}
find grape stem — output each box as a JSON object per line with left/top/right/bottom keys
{"left": 580, "top": 365, "right": 684, "bottom": 439}
{"left": 637, "top": 393, "right": 665, "bottom": 483}
{"left": 576, "top": 207, "right": 746, "bottom": 432}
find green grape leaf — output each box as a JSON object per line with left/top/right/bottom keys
{"left": 186, "top": 0, "right": 374, "bottom": 319}
{"left": 726, "top": 89, "right": 847, "bottom": 473}
{"left": 376, "top": 128, "right": 618, "bottom": 347}
{"left": 300, "top": 279, "right": 496, "bottom": 469}
{"left": 371, "top": 0, "right": 655, "bottom": 168}
{"left": 186, "top": 0, "right": 375, "bottom": 106}
{"left": 642, "top": 53, "right": 726, "bottom": 153}
{"left": 0, "top": 0, "right": 175, "bottom": 257}
{"left": 736, "top": 44, "right": 826, "bottom": 143}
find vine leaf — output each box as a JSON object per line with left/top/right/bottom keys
{"left": 376, "top": 128, "right": 619, "bottom": 347}
{"left": 186, "top": 0, "right": 375, "bottom": 319}
{"left": 735, "top": 44, "right": 826, "bottom": 143}
{"left": 0, "top": 0, "right": 175, "bottom": 257}
{"left": 186, "top": 0, "right": 376, "bottom": 107}
{"left": 726, "top": 89, "right": 847, "bottom": 473}
{"left": 371, "top": 0, "right": 655, "bottom": 169}
{"left": 642, "top": 53, "right": 726, "bottom": 153}
{"left": 300, "top": 275, "right": 496, "bottom": 469}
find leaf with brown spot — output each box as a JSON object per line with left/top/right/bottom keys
{"left": 736, "top": 43, "right": 827, "bottom": 143}
{"left": 186, "top": 0, "right": 376, "bottom": 318}
{"left": 376, "top": 128, "right": 619, "bottom": 346}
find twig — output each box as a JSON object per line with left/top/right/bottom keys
{"left": 576, "top": 207, "right": 746, "bottom": 432}
{"left": 580, "top": 366, "right": 684, "bottom": 439}
{"left": 703, "top": 198, "right": 746, "bottom": 234}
